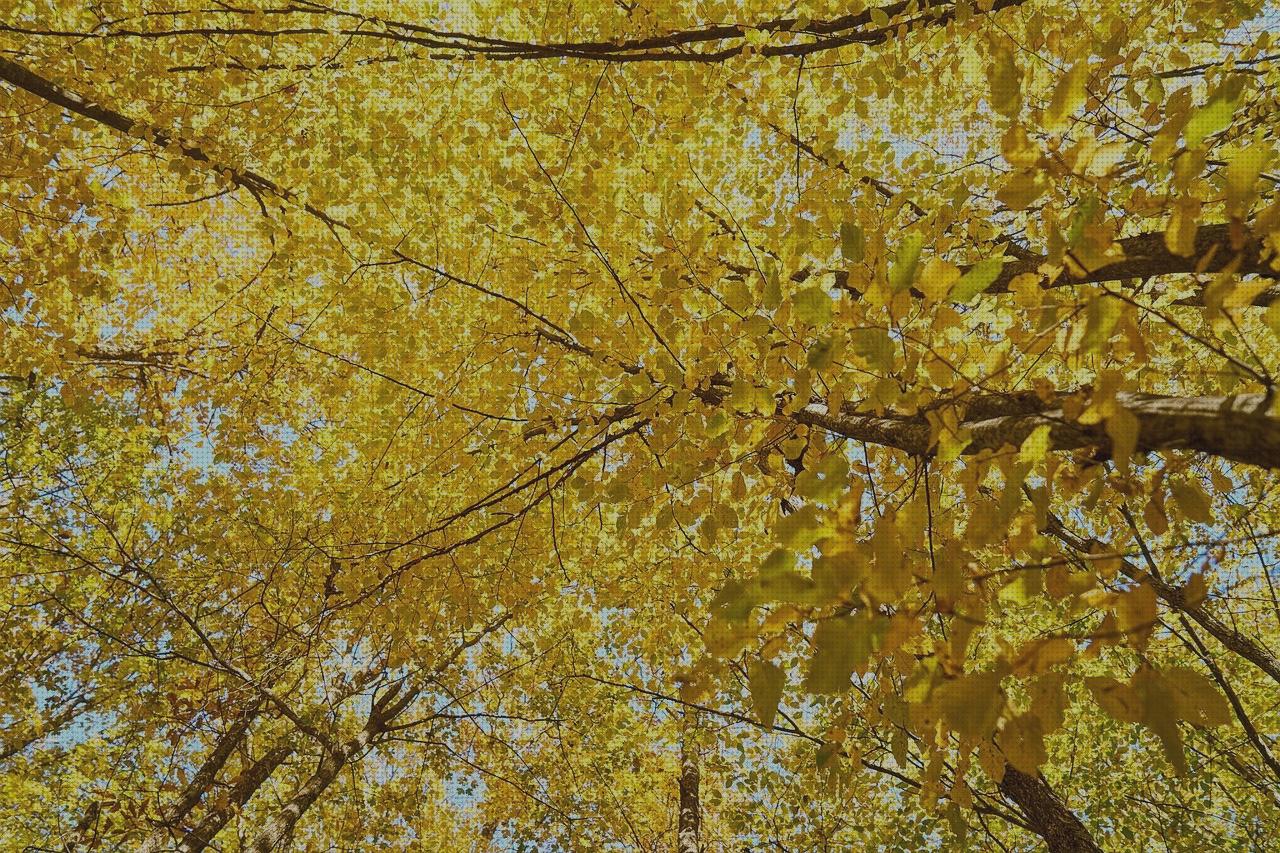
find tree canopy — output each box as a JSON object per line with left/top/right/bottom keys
{"left": 3, "top": 1, "right": 1280, "bottom": 850}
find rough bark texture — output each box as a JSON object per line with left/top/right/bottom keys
{"left": 830, "top": 220, "right": 1280, "bottom": 301}
{"left": 138, "top": 708, "right": 259, "bottom": 853}
{"left": 677, "top": 721, "right": 701, "bottom": 853}
{"left": 246, "top": 742, "right": 358, "bottom": 853}
{"left": 797, "top": 391, "right": 1280, "bottom": 471}
{"left": 988, "top": 223, "right": 1277, "bottom": 294}
{"left": 246, "top": 684, "right": 417, "bottom": 853}
{"left": 176, "top": 745, "right": 294, "bottom": 853}
{"left": 999, "top": 765, "right": 1103, "bottom": 853}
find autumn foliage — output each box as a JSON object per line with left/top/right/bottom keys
{"left": 3, "top": 1, "right": 1280, "bottom": 850}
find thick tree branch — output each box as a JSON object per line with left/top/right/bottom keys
{"left": 4, "top": 0, "right": 1029, "bottom": 64}
{"left": 796, "top": 391, "right": 1280, "bottom": 470}
{"left": 176, "top": 744, "right": 295, "bottom": 853}
{"left": 831, "top": 222, "right": 1280, "bottom": 303}
{"left": 999, "top": 766, "right": 1103, "bottom": 853}
{"left": 137, "top": 705, "right": 261, "bottom": 853}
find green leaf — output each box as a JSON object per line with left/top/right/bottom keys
{"left": 710, "top": 579, "right": 759, "bottom": 622}
{"left": 793, "top": 286, "right": 834, "bottom": 326}
{"left": 795, "top": 452, "right": 850, "bottom": 505}
{"left": 888, "top": 232, "right": 923, "bottom": 293}
{"left": 749, "top": 661, "right": 785, "bottom": 729}
{"left": 804, "top": 613, "right": 883, "bottom": 694}
{"left": 841, "top": 221, "right": 865, "bottom": 263}
{"left": 774, "top": 505, "right": 824, "bottom": 551}
{"left": 1223, "top": 144, "right": 1274, "bottom": 215}
{"left": 806, "top": 336, "right": 836, "bottom": 370}
{"left": 951, "top": 257, "right": 1005, "bottom": 302}
{"left": 1185, "top": 76, "right": 1245, "bottom": 148}
{"left": 850, "top": 327, "right": 895, "bottom": 373}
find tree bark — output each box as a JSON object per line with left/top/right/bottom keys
{"left": 999, "top": 765, "right": 1103, "bottom": 853}
{"left": 245, "top": 683, "right": 418, "bottom": 852}
{"left": 797, "top": 391, "right": 1280, "bottom": 471}
{"left": 138, "top": 708, "right": 259, "bottom": 853}
{"left": 830, "top": 221, "right": 1279, "bottom": 300}
{"left": 177, "top": 745, "right": 294, "bottom": 853}
{"left": 677, "top": 716, "right": 701, "bottom": 853}
{"left": 245, "top": 742, "right": 357, "bottom": 853}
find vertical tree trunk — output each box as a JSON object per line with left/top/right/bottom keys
{"left": 246, "top": 738, "right": 362, "bottom": 853}
{"left": 177, "top": 745, "right": 294, "bottom": 853}
{"left": 245, "top": 683, "right": 417, "bottom": 852}
{"left": 138, "top": 707, "right": 260, "bottom": 853}
{"left": 999, "top": 765, "right": 1102, "bottom": 853}
{"left": 677, "top": 714, "right": 700, "bottom": 853}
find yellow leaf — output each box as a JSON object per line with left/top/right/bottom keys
{"left": 1164, "top": 667, "right": 1231, "bottom": 728}
{"left": 1045, "top": 61, "right": 1089, "bottom": 133}
{"left": 1000, "top": 713, "right": 1047, "bottom": 774}
{"left": 936, "top": 670, "right": 1005, "bottom": 741}
{"left": 1164, "top": 199, "right": 1201, "bottom": 257}
{"left": 997, "top": 170, "right": 1048, "bottom": 211}
{"left": 919, "top": 256, "right": 961, "bottom": 302}
{"left": 1182, "top": 573, "right": 1208, "bottom": 609}
{"left": 1018, "top": 423, "right": 1053, "bottom": 464}
{"left": 1115, "top": 582, "right": 1158, "bottom": 648}
{"left": 1105, "top": 406, "right": 1140, "bottom": 475}
{"left": 748, "top": 660, "right": 786, "bottom": 729}
{"left": 1170, "top": 478, "right": 1213, "bottom": 524}
{"left": 1223, "top": 144, "right": 1274, "bottom": 216}
{"left": 1009, "top": 637, "right": 1074, "bottom": 676}
{"left": 987, "top": 45, "right": 1022, "bottom": 118}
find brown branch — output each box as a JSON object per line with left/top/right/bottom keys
{"left": 830, "top": 222, "right": 1280, "bottom": 304}
{"left": 1045, "top": 515, "right": 1280, "bottom": 688}
{"left": 4, "top": 0, "right": 1030, "bottom": 65}
{"left": 796, "top": 391, "right": 1280, "bottom": 471}
{"left": 999, "top": 766, "right": 1102, "bottom": 853}
{"left": 137, "top": 704, "right": 262, "bottom": 853}
{"left": 176, "top": 744, "right": 295, "bottom": 853}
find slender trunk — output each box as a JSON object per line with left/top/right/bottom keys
{"left": 177, "top": 745, "right": 294, "bottom": 853}
{"left": 677, "top": 715, "right": 700, "bottom": 853}
{"left": 246, "top": 742, "right": 358, "bottom": 853}
{"left": 138, "top": 707, "right": 259, "bottom": 853}
{"left": 999, "top": 765, "right": 1102, "bottom": 853}
{"left": 246, "top": 684, "right": 417, "bottom": 852}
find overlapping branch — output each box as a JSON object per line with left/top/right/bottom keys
{"left": 795, "top": 391, "right": 1280, "bottom": 470}
{"left": 3, "top": 0, "right": 1029, "bottom": 65}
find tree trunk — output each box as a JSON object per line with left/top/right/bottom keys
{"left": 677, "top": 715, "right": 700, "bottom": 853}
{"left": 177, "top": 745, "right": 294, "bottom": 853}
{"left": 999, "top": 765, "right": 1103, "bottom": 853}
{"left": 246, "top": 683, "right": 417, "bottom": 852}
{"left": 138, "top": 708, "right": 259, "bottom": 853}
